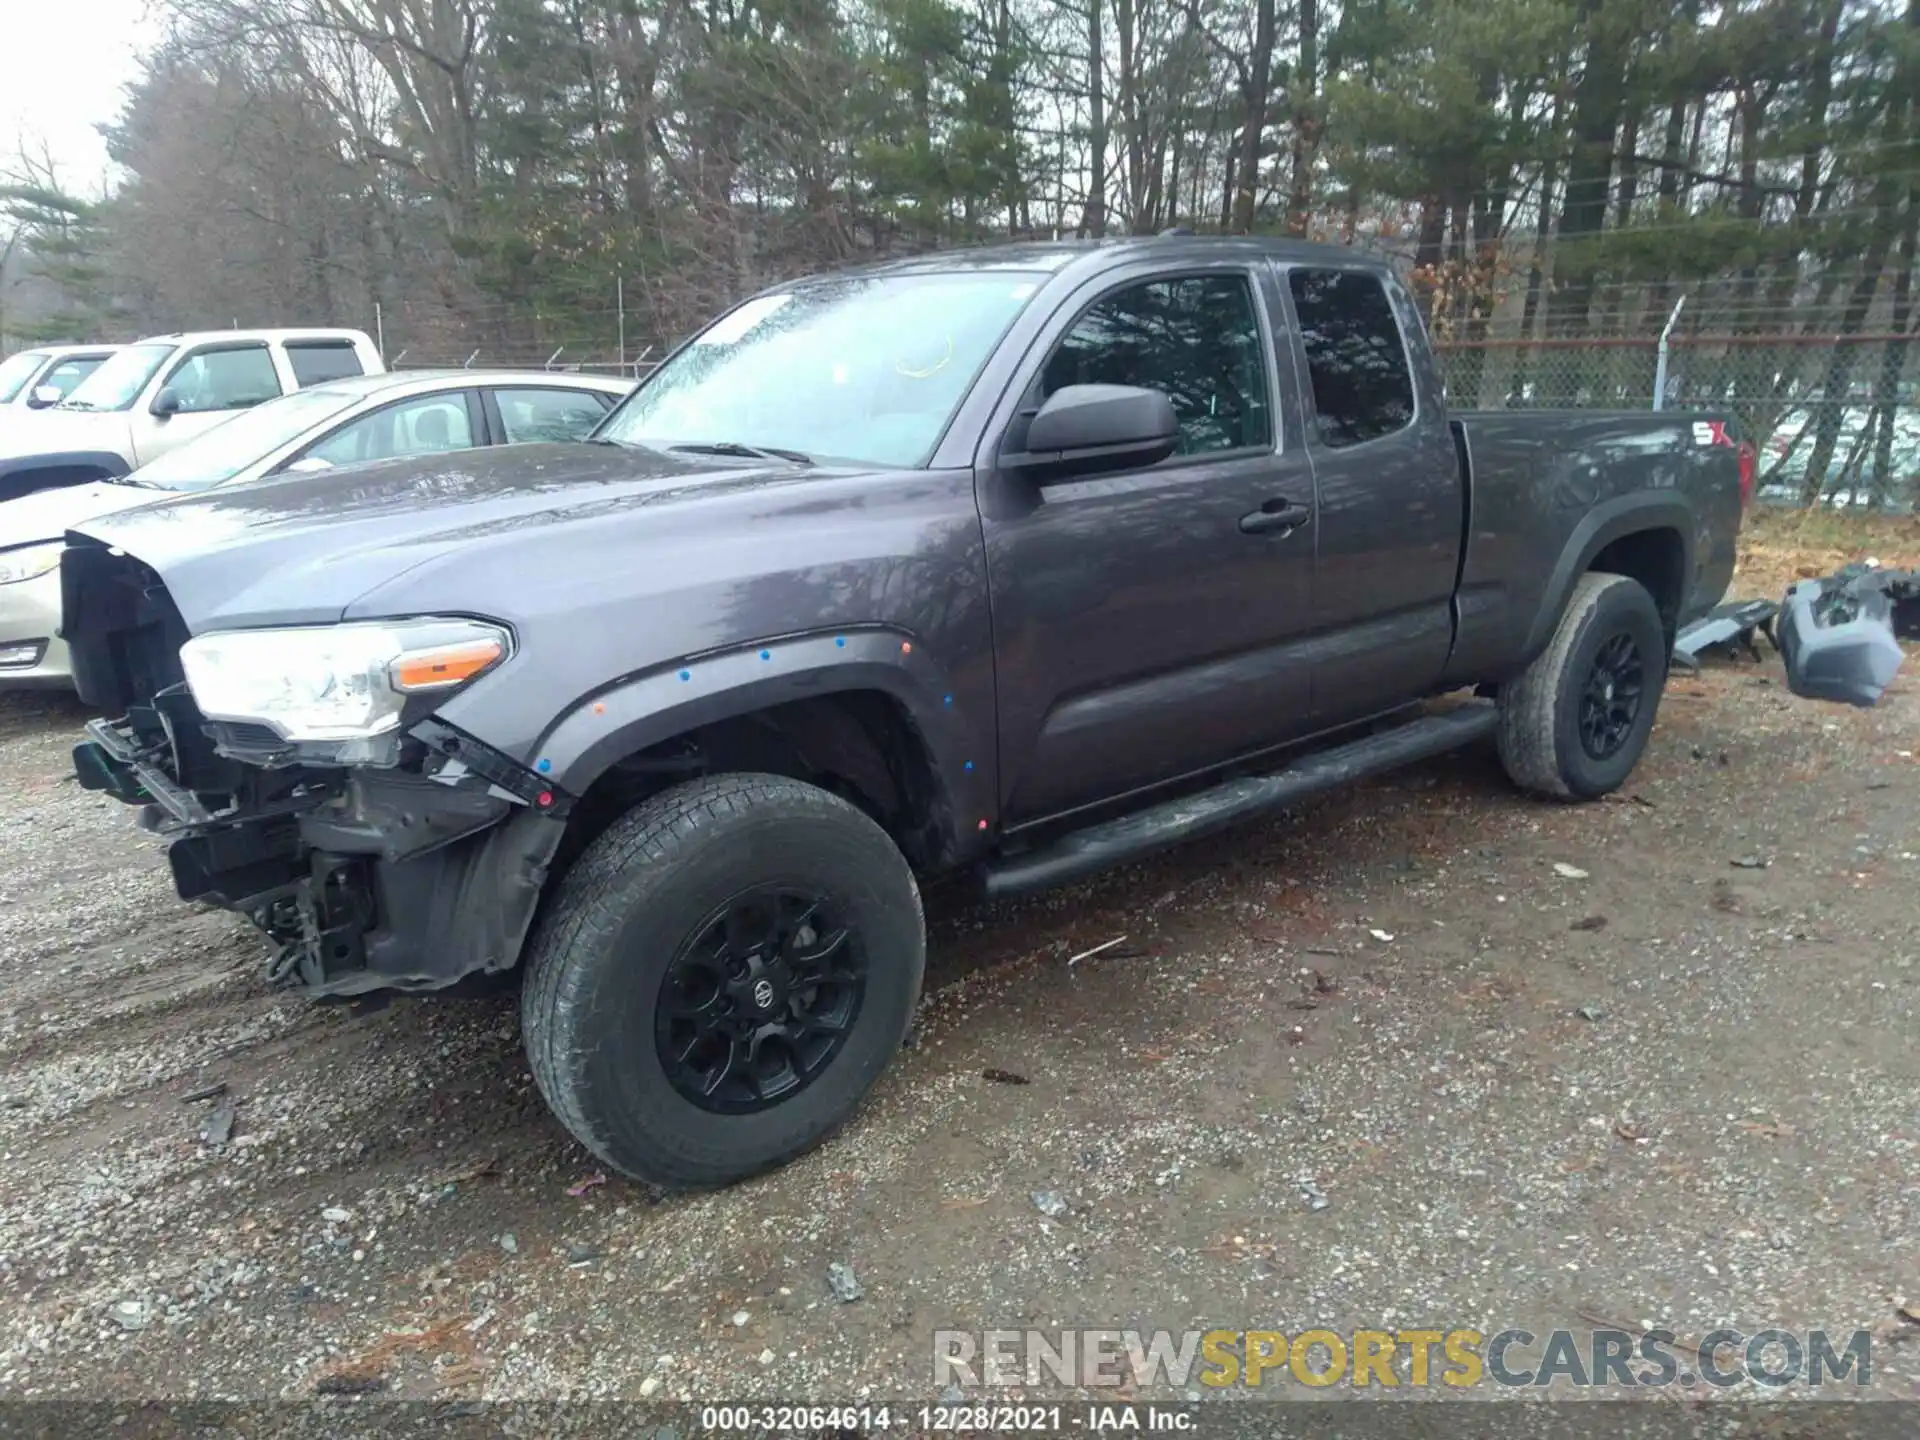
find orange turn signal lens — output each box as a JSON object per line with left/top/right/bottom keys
{"left": 390, "top": 638, "right": 505, "bottom": 692}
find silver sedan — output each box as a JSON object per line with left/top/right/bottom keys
{"left": 0, "top": 369, "right": 633, "bottom": 689}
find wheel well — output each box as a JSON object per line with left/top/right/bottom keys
{"left": 1588, "top": 528, "right": 1686, "bottom": 637}
{"left": 553, "top": 691, "right": 954, "bottom": 883}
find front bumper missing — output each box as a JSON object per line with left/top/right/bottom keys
{"left": 75, "top": 712, "right": 573, "bottom": 997}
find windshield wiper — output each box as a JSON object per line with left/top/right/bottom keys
{"left": 668, "top": 440, "right": 813, "bottom": 466}
{"left": 57, "top": 400, "right": 97, "bottom": 411}
{"left": 103, "top": 474, "right": 161, "bottom": 488}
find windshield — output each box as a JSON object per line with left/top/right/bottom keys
{"left": 61, "top": 343, "right": 176, "bottom": 412}
{"left": 0, "top": 351, "right": 48, "bottom": 403}
{"left": 598, "top": 272, "right": 1044, "bottom": 467}
{"left": 130, "top": 387, "right": 365, "bottom": 491}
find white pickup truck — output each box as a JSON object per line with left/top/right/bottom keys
{"left": 0, "top": 328, "right": 384, "bottom": 502}
{"left": 0, "top": 344, "right": 123, "bottom": 412}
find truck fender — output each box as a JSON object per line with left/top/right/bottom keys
{"left": 1521, "top": 493, "right": 1694, "bottom": 662}
{"left": 0, "top": 451, "right": 131, "bottom": 504}
{"left": 533, "top": 626, "right": 995, "bottom": 853}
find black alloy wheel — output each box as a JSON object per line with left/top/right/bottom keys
{"left": 655, "top": 886, "right": 867, "bottom": 1113}
{"left": 1577, "top": 631, "right": 1645, "bottom": 760}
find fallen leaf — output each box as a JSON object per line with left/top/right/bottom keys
{"left": 565, "top": 1172, "right": 607, "bottom": 1197}
{"left": 1736, "top": 1120, "right": 1795, "bottom": 1139}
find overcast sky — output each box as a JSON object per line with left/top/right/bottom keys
{"left": 1, "top": 0, "right": 161, "bottom": 195}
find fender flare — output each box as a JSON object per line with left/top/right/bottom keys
{"left": 0, "top": 451, "right": 130, "bottom": 502}
{"left": 1520, "top": 493, "right": 1694, "bottom": 662}
{"left": 533, "top": 626, "right": 995, "bottom": 856}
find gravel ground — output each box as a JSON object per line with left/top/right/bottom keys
{"left": 0, "top": 626, "right": 1916, "bottom": 1407}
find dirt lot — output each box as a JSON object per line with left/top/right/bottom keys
{"left": 1, "top": 515, "right": 1917, "bottom": 1407}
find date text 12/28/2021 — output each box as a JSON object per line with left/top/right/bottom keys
{"left": 697, "top": 1404, "right": 1196, "bottom": 1432}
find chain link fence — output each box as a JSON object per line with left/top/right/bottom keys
{"left": 1433, "top": 333, "right": 1919, "bottom": 510}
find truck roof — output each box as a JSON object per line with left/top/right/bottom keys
{"left": 129, "top": 328, "right": 377, "bottom": 348}
{"left": 811, "top": 234, "right": 1395, "bottom": 283}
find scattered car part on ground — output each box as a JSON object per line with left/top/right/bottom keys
{"left": 66, "top": 233, "right": 1748, "bottom": 1190}
{"left": 1671, "top": 597, "right": 1779, "bottom": 670}
{"left": 1778, "top": 565, "right": 1909, "bottom": 707}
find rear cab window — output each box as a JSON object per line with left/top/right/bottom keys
{"left": 287, "top": 341, "right": 368, "bottom": 387}
{"left": 1286, "top": 267, "right": 1417, "bottom": 448}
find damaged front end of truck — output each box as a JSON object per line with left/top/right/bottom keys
{"left": 62, "top": 539, "right": 566, "bottom": 998}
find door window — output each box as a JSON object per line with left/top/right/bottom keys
{"left": 165, "top": 345, "right": 284, "bottom": 414}
{"left": 492, "top": 387, "right": 611, "bottom": 443}
{"left": 287, "top": 341, "right": 367, "bottom": 386}
{"left": 301, "top": 393, "right": 475, "bottom": 467}
{"left": 1287, "top": 268, "right": 1417, "bottom": 448}
{"left": 1039, "top": 274, "right": 1272, "bottom": 455}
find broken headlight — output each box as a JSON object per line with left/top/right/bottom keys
{"left": 0, "top": 541, "right": 62, "bottom": 586}
{"left": 179, "top": 618, "right": 512, "bottom": 742}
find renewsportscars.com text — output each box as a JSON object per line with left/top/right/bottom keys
{"left": 933, "top": 1327, "right": 1874, "bottom": 1390}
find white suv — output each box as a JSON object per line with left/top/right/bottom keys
{"left": 0, "top": 329, "right": 384, "bottom": 502}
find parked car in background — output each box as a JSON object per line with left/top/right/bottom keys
{"left": 0, "top": 369, "right": 629, "bottom": 688}
{"left": 0, "top": 344, "right": 122, "bottom": 411}
{"left": 0, "top": 328, "right": 385, "bottom": 503}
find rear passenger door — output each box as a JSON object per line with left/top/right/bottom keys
{"left": 482, "top": 385, "right": 617, "bottom": 444}
{"left": 978, "top": 263, "right": 1321, "bottom": 824}
{"left": 1281, "top": 265, "right": 1462, "bottom": 724}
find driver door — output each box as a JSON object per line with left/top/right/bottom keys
{"left": 132, "top": 342, "right": 286, "bottom": 466}
{"left": 978, "top": 263, "right": 1321, "bottom": 825}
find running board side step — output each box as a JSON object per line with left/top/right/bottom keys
{"left": 980, "top": 703, "right": 1498, "bottom": 899}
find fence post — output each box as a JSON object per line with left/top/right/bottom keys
{"left": 374, "top": 302, "right": 384, "bottom": 363}
{"left": 1652, "top": 295, "right": 1685, "bottom": 411}
{"left": 617, "top": 273, "right": 626, "bottom": 372}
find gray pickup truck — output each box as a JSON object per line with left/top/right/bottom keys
{"left": 64, "top": 236, "right": 1748, "bottom": 1187}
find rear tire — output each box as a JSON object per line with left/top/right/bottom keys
{"left": 520, "top": 773, "right": 924, "bottom": 1188}
{"left": 1497, "top": 572, "right": 1667, "bottom": 799}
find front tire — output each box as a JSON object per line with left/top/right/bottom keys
{"left": 520, "top": 773, "right": 925, "bottom": 1188}
{"left": 1497, "top": 571, "right": 1667, "bottom": 799}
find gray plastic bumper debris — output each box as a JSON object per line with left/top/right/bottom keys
{"left": 1778, "top": 576, "right": 1906, "bottom": 708}
{"left": 1673, "top": 598, "right": 1779, "bottom": 669}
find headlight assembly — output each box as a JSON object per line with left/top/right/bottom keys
{"left": 179, "top": 618, "right": 512, "bottom": 741}
{"left": 0, "top": 542, "right": 62, "bottom": 586}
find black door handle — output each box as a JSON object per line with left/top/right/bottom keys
{"left": 1239, "top": 498, "right": 1312, "bottom": 535}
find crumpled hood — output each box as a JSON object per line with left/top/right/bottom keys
{"left": 0, "top": 408, "right": 133, "bottom": 464}
{"left": 72, "top": 442, "right": 805, "bottom": 630}
{"left": 0, "top": 479, "right": 150, "bottom": 548}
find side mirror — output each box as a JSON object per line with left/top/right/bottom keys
{"left": 151, "top": 388, "right": 182, "bottom": 419}
{"left": 1007, "top": 383, "right": 1179, "bottom": 479}
{"left": 27, "top": 385, "right": 62, "bottom": 409}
